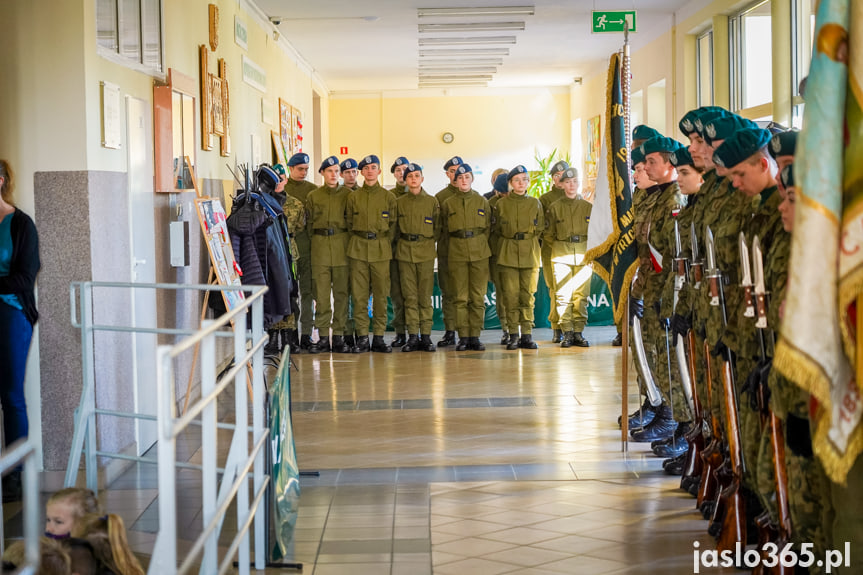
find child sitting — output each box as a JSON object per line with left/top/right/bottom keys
{"left": 71, "top": 514, "right": 144, "bottom": 575}
{"left": 45, "top": 488, "right": 102, "bottom": 540}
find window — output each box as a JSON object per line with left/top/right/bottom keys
{"left": 97, "top": 0, "right": 163, "bottom": 74}
{"left": 696, "top": 30, "right": 714, "bottom": 106}
{"left": 791, "top": 0, "right": 816, "bottom": 128}
{"left": 730, "top": 1, "right": 772, "bottom": 114}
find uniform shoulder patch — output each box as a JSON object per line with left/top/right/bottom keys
{"left": 424, "top": 216, "right": 433, "bottom": 224}
{"left": 477, "top": 208, "right": 486, "bottom": 216}
{"left": 382, "top": 211, "right": 389, "bottom": 219}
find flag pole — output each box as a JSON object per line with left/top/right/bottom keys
{"left": 620, "top": 22, "right": 632, "bottom": 451}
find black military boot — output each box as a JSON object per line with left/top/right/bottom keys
{"left": 618, "top": 398, "right": 657, "bottom": 429}
{"left": 612, "top": 332, "right": 623, "bottom": 346}
{"left": 391, "top": 332, "right": 407, "bottom": 347}
{"left": 353, "top": 335, "right": 370, "bottom": 353}
{"left": 344, "top": 333, "right": 355, "bottom": 348}
{"left": 455, "top": 336, "right": 469, "bottom": 351}
{"left": 552, "top": 329, "right": 562, "bottom": 343}
{"left": 300, "top": 333, "right": 313, "bottom": 352}
{"left": 371, "top": 335, "right": 392, "bottom": 353}
{"left": 506, "top": 333, "right": 520, "bottom": 350}
{"left": 284, "top": 330, "right": 300, "bottom": 354}
{"left": 419, "top": 334, "right": 436, "bottom": 352}
{"left": 264, "top": 329, "right": 281, "bottom": 356}
{"left": 519, "top": 333, "right": 538, "bottom": 349}
{"left": 652, "top": 421, "right": 691, "bottom": 449}
{"left": 663, "top": 453, "right": 687, "bottom": 475}
{"left": 402, "top": 334, "right": 420, "bottom": 352}
{"left": 500, "top": 331, "right": 509, "bottom": 345}
{"left": 630, "top": 403, "right": 677, "bottom": 442}
{"left": 469, "top": 337, "right": 485, "bottom": 351}
{"left": 331, "top": 335, "right": 351, "bottom": 354}
{"left": 560, "top": 331, "right": 575, "bottom": 348}
{"left": 571, "top": 332, "right": 590, "bottom": 347}
{"left": 310, "top": 336, "right": 330, "bottom": 354}
{"left": 437, "top": 330, "right": 456, "bottom": 347}
{"left": 652, "top": 435, "right": 689, "bottom": 458}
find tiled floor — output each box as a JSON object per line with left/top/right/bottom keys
{"left": 4, "top": 325, "right": 739, "bottom": 573}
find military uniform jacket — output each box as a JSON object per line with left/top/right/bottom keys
{"left": 346, "top": 182, "right": 397, "bottom": 262}
{"left": 436, "top": 184, "right": 459, "bottom": 258}
{"left": 632, "top": 185, "right": 662, "bottom": 299}
{"left": 306, "top": 184, "right": 351, "bottom": 266}
{"left": 493, "top": 193, "right": 544, "bottom": 268}
{"left": 394, "top": 189, "right": 440, "bottom": 263}
{"left": 643, "top": 182, "right": 686, "bottom": 305}
{"left": 281, "top": 193, "right": 306, "bottom": 261}
{"left": 391, "top": 183, "right": 407, "bottom": 199}
{"left": 660, "top": 190, "right": 701, "bottom": 319}
{"left": 441, "top": 190, "right": 491, "bottom": 262}
{"left": 488, "top": 194, "right": 504, "bottom": 256}
{"left": 539, "top": 186, "right": 565, "bottom": 215}
{"left": 285, "top": 178, "right": 318, "bottom": 256}
{"left": 544, "top": 196, "right": 592, "bottom": 263}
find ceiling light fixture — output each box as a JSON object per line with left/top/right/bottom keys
{"left": 419, "top": 67, "right": 498, "bottom": 75}
{"left": 269, "top": 15, "right": 378, "bottom": 25}
{"left": 418, "top": 22, "right": 525, "bottom": 33}
{"left": 419, "top": 36, "right": 517, "bottom": 46}
{"left": 419, "top": 83, "right": 489, "bottom": 89}
{"left": 418, "top": 59, "right": 504, "bottom": 67}
{"left": 419, "top": 48, "right": 510, "bottom": 57}
{"left": 418, "top": 74, "right": 493, "bottom": 81}
{"left": 417, "top": 6, "right": 535, "bottom": 18}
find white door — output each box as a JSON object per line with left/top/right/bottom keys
{"left": 127, "top": 96, "right": 158, "bottom": 455}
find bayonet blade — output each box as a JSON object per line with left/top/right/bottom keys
{"left": 705, "top": 226, "right": 720, "bottom": 307}
{"left": 691, "top": 221, "right": 700, "bottom": 261}
{"left": 705, "top": 226, "right": 716, "bottom": 271}
{"left": 753, "top": 235, "right": 768, "bottom": 328}
{"left": 690, "top": 221, "right": 702, "bottom": 288}
{"left": 674, "top": 220, "right": 683, "bottom": 258}
{"left": 739, "top": 232, "right": 755, "bottom": 317}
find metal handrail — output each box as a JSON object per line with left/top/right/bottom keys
{"left": 0, "top": 438, "right": 42, "bottom": 574}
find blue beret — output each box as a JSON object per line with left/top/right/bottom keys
{"left": 319, "top": 155, "right": 340, "bottom": 173}
{"left": 390, "top": 156, "right": 410, "bottom": 173}
{"left": 287, "top": 153, "right": 310, "bottom": 167}
{"left": 640, "top": 136, "right": 683, "bottom": 156}
{"left": 493, "top": 173, "right": 509, "bottom": 194}
{"left": 444, "top": 156, "right": 464, "bottom": 170}
{"left": 340, "top": 158, "right": 358, "bottom": 171}
{"left": 713, "top": 128, "right": 772, "bottom": 169}
{"left": 358, "top": 155, "right": 380, "bottom": 169}
{"left": 257, "top": 165, "right": 280, "bottom": 190}
{"left": 669, "top": 147, "right": 695, "bottom": 169}
{"left": 508, "top": 165, "right": 528, "bottom": 180}
{"left": 632, "top": 125, "right": 661, "bottom": 142}
{"left": 273, "top": 164, "right": 286, "bottom": 177}
{"left": 679, "top": 106, "right": 727, "bottom": 136}
{"left": 780, "top": 164, "right": 795, "bottom": 189}
{"left": 631, "top": 147, "right": 646, "bottom": 167}
{"left": 769, "top": 131, "right": 798, "bottom": 159}
{"left": 549, "top": 160, "right": 569, "bottom": 176}
{"left": 403, "top": 163, "right": 423, "bottom": 177}
{"left": 455, "top": 163, "right": 473, "bottom": 176}
{"left": 559, "top": 167, "right": 579, "bottom": 181}
{"left": 703, "top": 115, "right": 758, "bottom": 146}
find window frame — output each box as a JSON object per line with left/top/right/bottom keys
{"left": 696, "top": 29, "right": 714, "bottom": 107}
{"left": 96, "top": 0, "right": 165, "bottom": 78}
{"left": 729, "top": 0, "right": 773, "bottom": 117}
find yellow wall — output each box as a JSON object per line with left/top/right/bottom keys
{"left": 329, "top": 89, "right": 571, "bottom": 193}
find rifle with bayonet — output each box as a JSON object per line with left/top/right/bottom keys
{"left": 705, "top": 226, "right": 747, "bottom": 551}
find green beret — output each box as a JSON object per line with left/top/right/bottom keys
{"left": 669, "top": 147, "right": 695, "bottom": 169}
{"left": 768, "top": 131, "right": 799, "bottom": 159}
{"left": 679, "top": 106, "right": 727, "bottom": 136}
{"left": 703, "top": 115, "right": 758, "bottom": 146}
{"left": 631, "top": 147, "right": 646, "bottom": 167}
{"left": 694, "top": 110, "right": 728, "bottom": 137}
{"left": 632, "top": 125, "right": 661, "bottom": 142}
{"left": 780, "top": 164, "right": 795, "bottom": 188}
{"left": 273, "top": 164, "right": 287, "bottom": 177}
{"left": 640, "top": 136, "right": 683, "bottom": 156}
{"left": 712, "top": 128, "right": 772, "bottom": 169}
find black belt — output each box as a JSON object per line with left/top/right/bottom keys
{"left": 314, "top": 228, "right": 346, "bottom": 236}
{"left": 353, "top": 230, "right": 381, "bottom": 239}
{"left": 400, "top": 233, "right": 429, "bottom": 242}
{"left": 450, "top": 229, "right": 480, "bottom": 238}
{"left": 565, "top": 235, "right": 585, "bottom": 243}
{"left": 512, "top": 232, "right": 534, "bottom": 240}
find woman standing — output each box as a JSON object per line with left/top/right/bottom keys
{"left": 0, "top": 159, "right": 40, "bottom": 501}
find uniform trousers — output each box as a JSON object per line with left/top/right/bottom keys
{"left": 450, "top": 259, "right": 488, "bottom": 338}
{"left": 489, "top": 256, "right": 508, "bottom": 332}
{"left": 552, "top": 260, "right": 591, "bottom": 332}
{"left": 349, "top": 258, "right": 390, "bottom": 336}
{"left": 541, "top": 245, "right": 559, "bottom": 330}
{"left": 437, "top": 257, "right": 457, "bottom": 332}
{"left": 312, "top": 263, "right": 349, "bottom": 335}
{"left": 499, "top": 265, "right": 539, "bottom": 334}
{"left": 390, "top": 258, "right": 405, "bottom": 334}
{"left": 399, "top": 260, "right": 435, "bottom": 335}
{"left": 296, "top": 254, "right": 314, "bottom": 335}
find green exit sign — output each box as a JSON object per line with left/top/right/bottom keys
{"left": 592, "top": 10, "right": 637, "bottom": 33}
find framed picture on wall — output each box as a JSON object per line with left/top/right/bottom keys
{"left": 211, "top": 76, "right": 225, "bottom": 136}
{"left": 585, "top": 115, "right": 602, "bottom": 196}
{"left": 271, "top": 130, "right": 287, "bottom": 166}
{"left": 279, "top": 98, "right": 292, "bottom": 156}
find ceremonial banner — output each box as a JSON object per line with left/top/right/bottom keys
{"left": 585, "top": 52, "right": 638, "bottom": 324}
{"left": 775, "top": 0, "right": 861, "bottom": 484}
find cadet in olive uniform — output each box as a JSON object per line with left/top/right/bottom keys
{"left": 487, "top": 173, "right": 511, "bottom": 344}
{"left": 544, "top": 168, "right": 592, "bottom": 347}
{"left": 306, "top": 156, "right": 352, "bottom": 355}
{"left": 436, "top": 156, "right": 464, "bottom": 347}
{"left": 267, "top": 163, "right": 306, "bottom": 355}
{"left": 393, "top": 163, "right": 440, "bottom": 352}
{"left": 539, "top": 160, "right": 568, "bottom": 343}
{"left": 389, "top": 156, "right": 410, "bottom": 347}
{"left": 346, "top": 155, "right": 397, "bottom": 353}
{"left": 493, "top": 165, "right": 544, "bottom": 350}
{"left": 340, "top": 157, "right": 359, "bottom": 347}
{"left": 441, "top": 163, "right": 491, "bottom": 351}
{"left": 284, "top": 153, "right": 318, "bottom": 351}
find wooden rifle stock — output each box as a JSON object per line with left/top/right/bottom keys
{"left": 768, "top": 412, "right": 793, "bottom": 574}
{"left": 697, "top": 340, "right": 722, "bottom": 509}
{"left": 682, "top": 330, "right": 704, "bottom": 481}
{"left": 717, "top": 356, "right": 746, "bottom": 552}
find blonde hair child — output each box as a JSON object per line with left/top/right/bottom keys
{"left": 45, "top": 488, "right": 102, "bottom": 539}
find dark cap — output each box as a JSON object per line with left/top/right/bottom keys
{"left": 319, "top": 155, "right": 340, "bottom": 173}
{"left": 455, "top": 164, "right": 473, "bottom": 176}
{"left": 257, "top": 165, "right": 280, "bottom": 190}
{"left": 703, "top": 115, "right": 758, "bottom": 147}
{"left": 493, "top": 173, "right": 509, "bottom": 194}
{"left": 678, "top": 106, "right": 728, "bottom": 136}
{"left": 768, "top": 131, "right": 799, "bottom": 159}
{"left": 444, "top": 156, "right": 464, "bottom": 170}
{"left": 640, "top": 136, "right": 683, "bottom": 156}
{"left": 339, "top": 158, "right": 358, "bottom": 171}
{"left": 273, "top": 164, "right": 287, "bottom": 178}
{"left": 403, "top": 163, "right": 423, "bottom": 177}
{"left": 549, "top": 160, "right": 570, "bottom": 176}
{"left": 358, "top": 155, "right": 381, "bottom": 169}
{"left": 508, "top": 165, "right": 528, "bottom": 180}
{"left": 632, "top": 125, "right": 661, "bottom": 142}
{"left": 287, "top": 153, "right": 310, "bottom": 167}
{"left": 780, "top": 164, "right": 795, "bottom": 189}
{"left": 559, "top": 167, "right": 579, "bottom": 181}
{"left": 669, "top": 147, "right": 695, "bottom": 169}
{"left": 390, "top": 156, "right": 410, "bottom": 173}
{"left": 712, "top": 128, "right": 772, "bottom": 169}
{"left": 631, "top": 147, "right": 646, "bottom": 167}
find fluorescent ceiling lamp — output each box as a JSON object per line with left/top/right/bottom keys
{"left": 418, "top": 6, "right": 534, "bottom": 17}
{"left": 419, "top": 22, "right": 525, "bottom": 33}
{"left": 418, "top": 59, "right": 504, "bottom": 67}
{"left": 419, "top": 83, "right": 489, "bottom": 88}
{"left": 419, "top": 36, "right": 516, "bottom": 45}
{"left": 418, "top": 74, "right": 493, "bottom": 81}
{"left": 419, "top": 67, "right": 498, "bottom": 74}
{"left": 419, "top": 48, "right": 510, "bottom": 57}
